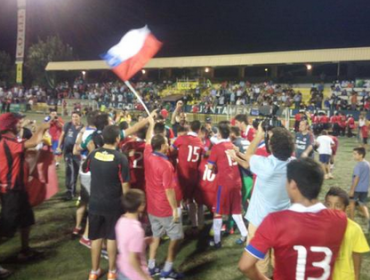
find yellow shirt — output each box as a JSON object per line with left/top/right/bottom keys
{"left": 333, "top": 218, "right": 370, "bottom": 280}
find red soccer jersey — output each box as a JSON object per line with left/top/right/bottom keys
{"left": 247, "top": 204, "right": 347, "bottom": 280}
{"left": 242, "top": 125, "right": 256, "bottom": 142}
{"left": 321, "top": 115, "right": 329, "bottom": 124}
{"left": 122, "top": 139, "right": 146, "bottom": 190}
{"left": 144, "top": 145, "right": 180, "bottom": 217}
{"left": 0, "top": 135, "right": 28, "bottom": 193}
{"left": 347, "top": 117, "right": 355, "bottom": 129}
{"left": 208, "top": 140, "right": 241, "bottom": 189}
{"left": 195, "top": 158, "right": 217, "bottom": 209}
{"left": 173, "top": 133, "right": 204, "bottom": 199}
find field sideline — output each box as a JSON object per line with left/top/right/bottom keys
{"left": 1, "top": 112, "right": 370, "bottom": 280}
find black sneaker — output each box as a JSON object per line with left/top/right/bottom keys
{"left": 149, "top": 266, "right": 161, "bottom": 277}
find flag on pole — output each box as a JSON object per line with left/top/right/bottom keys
{"left": 25, "top": 146, "right": 59, "bottom": 207}
{"left": 102, "top": 26, "right": 162, "bottom": 81}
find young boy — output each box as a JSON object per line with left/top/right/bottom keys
{"left": 325, "top": 187, "right": 370, "bottom": 280}
{"left": 315, "top": 129, "right": 334, "bottom": 179}
{"left": 115, "top": 189, "right": 153, "bottom": 280}
{"left": 348, "top": 147, "right": 370, "bottom": 230}
{"left": 82, "top": 125, "right": 130, "bottom": 280}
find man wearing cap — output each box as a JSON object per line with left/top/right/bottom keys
{"left": 0, "top": 112, "right": 50, "bottom": 261}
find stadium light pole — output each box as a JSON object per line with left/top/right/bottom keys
{"left": 16, "top": 0, "right": 27, "bottom": 85}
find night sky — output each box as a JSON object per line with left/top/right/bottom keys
{"left": 1, "top": 0, "right": 370, "bottom": 61}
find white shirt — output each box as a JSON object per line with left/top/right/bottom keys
{"left": 316, "top": 135, "right": 334, "bottom": 155}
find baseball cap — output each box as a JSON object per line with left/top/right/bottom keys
{"left": 0, "top": 113, "right": 24, "bottom": 132}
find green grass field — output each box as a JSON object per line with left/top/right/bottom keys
{"left": 1, "top": 113, "right": 370, "bottom": 280}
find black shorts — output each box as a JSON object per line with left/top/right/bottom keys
{"left": 0, "top": 191, "right": 35, "bottom": 237}
{"left": 88, "top": 212, "right": 121, "bottom": 240}
{"left": 363, "top": 138, "right": 368, "bottom": 145}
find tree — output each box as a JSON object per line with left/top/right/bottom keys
{"left": 26, "top": 35, "right": 76, "bottom": 87}
{"left": 0, "top": 51, "right": 13, "bottom": 88}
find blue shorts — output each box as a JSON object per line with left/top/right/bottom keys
{"left": 51, "top": 140, "right": 59, "bottom": 153}
{"left": 350, "top": 192, "right": 368, "bottom": 206}
{"left": 319, "top": 154, "right": 331, "bottom": 164}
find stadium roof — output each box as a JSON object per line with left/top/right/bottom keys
{"left": 46, "top": 47, "right": 370, "bottom": 71}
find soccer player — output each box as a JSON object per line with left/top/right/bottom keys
{"left": 208, "top": 121, "right": 248, "bottom": 247}
{"left": 234, "top": 114, "right": 255, "bottom": 142}
{"left": 239, "top": 158, "right": 348, "bottom": 280}
{"left": 172, "top": 120, "right": 204, "bottom": 231}
{"left": 348, "top": 147, "right": 370, "bottom": 229}
{"left": 144, "top": 117, "right": 183, "bottom": 279}
{"left": 195, "top": 157, "right": 217, "bottom": 214}
{"left": 121, "top": 126, "right": 147, "bottom": 191}
{"left": 325, "top": 187, "right": 370, "bottom": 280}
{"left": 82, "top": 125, "right": 130, "bottom": 280}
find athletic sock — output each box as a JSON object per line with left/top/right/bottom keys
{"left": 109, "top": 270, "right": 116, "bottom": 273}
{"left": 232, "top": 214, "right": 248, "bottom": 238}
{"left": 163, "top": 261, "right": 173, "bottom": 272}
{"left": 197, "top": 204, "right": 205, "bottom": 228}
{"left": 90, "top": 269, "right": 100, "bottom": 275}
{"left": 213, "top": 218, "right": 223, "bottom": 244}
{"left": 148, "top": 259, "right": 156, "bottom": 269}
{"left": 188, "top": 202, "right": 197, "bottom": 227}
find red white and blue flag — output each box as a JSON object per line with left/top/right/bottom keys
{"left": 102, "top": 26, "right": 162, "bottom": 81}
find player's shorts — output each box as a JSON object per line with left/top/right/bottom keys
{"left": 148, "top": 211, "right": 183, "bottom": 241}
{"left": 178, "top": 177, "right": 197, "bottom": 201}
{"left": 350, "top": 192, "right": 368, "bottom": 206}
{"left": 88, "top": 212, "right": 121, "bottom": 240}
{"left": 319, "top": 154, "right": 331, "bottom": 164}
{"left": 194, "top": 188, "right": 215, "bottom": 211}
{"left": 79, "top": 169, "right": 91, "bottom": 204}
{"left": 214, "top": 185, "right": 242, "bottom": 215}
{"left": 0, "top": 191, "right": 35, "bottom": 238}
{"left": 331, "top": 147, "right": 337, "bottom": 156}
{"left": 51, "top": 140, "right": 59, "bottom": 153}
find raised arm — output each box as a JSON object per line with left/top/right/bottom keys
{"left": 124, "top": 110, "right": 157, "bottom": 137}
{"left": 171, "top": 101, "right": 182, "bottom": 125}
{"left": 244, "top": 123, "right": 265, "bottom": 164}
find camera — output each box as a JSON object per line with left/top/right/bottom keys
{"left": 252, "top": 104, "right": 282, "bottom": 131}
{"left": 253, "top": 115, "right": 282, "bottom": 131}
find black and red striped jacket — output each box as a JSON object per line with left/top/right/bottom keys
{"left": 0, "top": 134, "right": 28, "bottom": 193}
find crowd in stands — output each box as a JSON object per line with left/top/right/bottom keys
{"left": 3, "top": 79, "right": 370, "bottom": 116}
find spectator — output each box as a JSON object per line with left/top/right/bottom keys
{"left": 348, "top": 147, "right": 370, "bottom": 231}
{"left": 45, "top": 109, "right": 64, "bottom": 168}
{"left": 144, "top": 117, "right": 184, "bottom": 279}
{"left": 0, "top": 113, "right": 50, "bottom": 261}
{"left": 82, "top": 125, "right": 130, "bottom": 280}
{"left": 325, "top": 187, "right": 370, "bottom": 280}
{"left": 57, "top": 111, "right": 84, "bottom": 201}
{"left": 295, "top": 119, "right": 315, "bottom": 159}
{"left": 241, "top": 124, "right": 294, "bottom": 275}
{"left": 239, "top": 158, "right": 347, "bottom": 280}
{"left": 115, "top": 189, "right": 153, "bottom": 280}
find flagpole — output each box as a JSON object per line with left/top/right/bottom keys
{"left": 124, "top": 80, "right": 151, "bottom": 116}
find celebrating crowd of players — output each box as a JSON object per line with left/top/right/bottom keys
{"left": 0, "top": 100, "right": 370, "bottom": 280}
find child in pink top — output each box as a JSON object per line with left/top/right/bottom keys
{"left": 115, "top": 189, "right": 152, "bottom": 280}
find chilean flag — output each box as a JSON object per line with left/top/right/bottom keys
{"left": 102, "top": 26, "right": 162, "bottom": 81}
